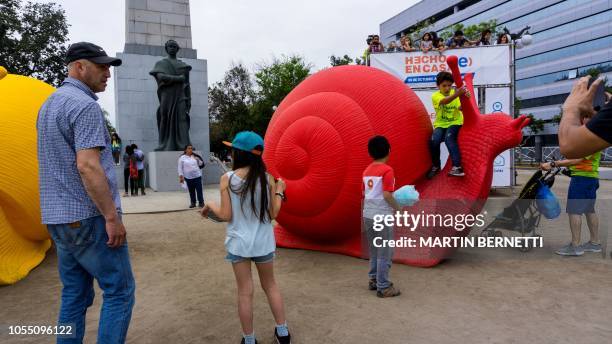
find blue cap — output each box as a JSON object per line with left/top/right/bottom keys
{"left": 223, "top": 131, "right": 264, "bottom": 155}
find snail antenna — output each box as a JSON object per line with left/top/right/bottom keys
{"left": 445, "top": 55, "right": 478, "bottom": 126}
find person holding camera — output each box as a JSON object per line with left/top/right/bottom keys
{"left": 542, "top": 111, "right": 601, "bottom": 256}
{"left": 559, "top": 77, "right": 611, "bottom": 158}
{"left": 363, "top": 34, "right": 374, "bottom": 65}
{"left": 364, "top": 34, "right": 384, "bottom": 66}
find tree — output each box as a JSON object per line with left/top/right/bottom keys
{"left": 404, "top": 17, "right": 435, "bottom": 43}
{"left": 329, "top": 54, "right": 363, "bottom": 66}
{"left": 102, "top": 109, "right": 116, "bottom": 135}
{"left": 0, "top": 0, "right": 69, "bottom": 87}
{"left": 251, "top": 55, "right": 311, "bottom": 134}
{"left": 207, "top": 56, "right": 312, "bottom": 154}
{"left": 525, "top": 114, "right": 545, "bottom": 134}
{"left": 207, "top": 63, "right": 255, "bottom": 154}
{"left": 515, "top": 97, "right": 544, "bottom": 135}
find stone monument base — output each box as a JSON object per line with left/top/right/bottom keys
{"left": 148, "top": 151, "right": 184, "bottom": 192}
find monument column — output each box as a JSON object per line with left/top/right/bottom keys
{"left": 114, "top": 0, "right": 214, "bottom": 191}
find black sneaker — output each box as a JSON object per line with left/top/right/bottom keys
{"left": 189, "top": 204, "right": 196, "bottom": 208}
{"left": 198, "top": 203, "right": 204, "bottom": 208}
{"left": 448, "top": 166, "right": 465, "bottom": 177}
{"left": 426, "top": 166, "right": 440, "bottom": 179}
{"left": 274, "top": 327, "right": 291, "bottom": 344}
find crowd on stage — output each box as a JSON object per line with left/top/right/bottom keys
{"left": 363, "top": 29, "right": 512, "bottom": 65}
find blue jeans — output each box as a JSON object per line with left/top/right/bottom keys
{"left": 363, "top": 217, "right": 393, "bottom": 290}
{"left": 430, "top": 125, "right": 462, "bottom": 168}
{"left": 47, "top": 215, "right": 135, "bottom": 344}
{"left": 185, "top": 176, "right": 204, "bottom": 205}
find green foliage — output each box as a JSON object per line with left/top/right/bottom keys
{"left": 329, "top": 54, "right": 364, "bottom": 66}
{"left": 514, "top": 97, "right": 522, "bottom": 118}
{"left": 251, "top": 55, "right": 311, "bottom": 134}
{"left": 580, "top": 67, "right": 609, "bottom": 88}
{"left": 102, "top": 109, "right": 116, "bottom": 135}
{"left": 404, "top": 17, "right": 435, "bottom": 43}
{"left": 439, "top": 20, "right": 498, "bottom": 42}
{"left": 254, "top": 55, "right": 311, "bottom": 106}
{"left": 583, "top": 68, "right": 602, "bottom": 78}
{"left": 525, "top": 114, "right": 545, "bottom": 134}
{"left": 208, "top": 63, "right": 255, "bottom": 154}
{"left": 208, "top": 56, "right": 312, "bottom": 154}
{"left": 0, "top": 0, "right": 69, "bottom": 87}
{"left": 330, "top": 54, "right": 353, "bottom": 66}
{"left": 515, "top": 97, "right": 544, "bottom": 134}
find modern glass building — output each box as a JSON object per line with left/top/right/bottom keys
{"left": 380, "top": 0, "right": 612, "bottom": 146}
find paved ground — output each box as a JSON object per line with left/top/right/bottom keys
{"left": 1, "top": 169, "right": 611, "bottom": 343}
{"left": 120, "top": 170, "right": 612, "bottom": 215}
{"left": 120, "top": 185, "right": 221, "bottom": 214}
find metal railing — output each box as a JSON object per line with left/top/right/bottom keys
{"left": 542, "top": 147, "right": 562, "bottom": 161}
{"left": 515, "top": 146, "right": 612, "bottom": 165}
{"left": 514, "top": 147, "right": 536, "bottom": 164}
{"left": 209, "top": 155, "right": 231, "bottom": 173}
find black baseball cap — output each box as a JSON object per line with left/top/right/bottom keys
{"left": 66, "top": 42, "right": 122, "bottom": 66}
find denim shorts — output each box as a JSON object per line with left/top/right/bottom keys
{"left": 567, "top": 176, "right": 599, "bottom": 214}
{"left": 225, "top": 251, "right": 275, "bottom": 264}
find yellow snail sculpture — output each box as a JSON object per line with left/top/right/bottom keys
{"left": 0, "top": 66, "right": 55, "bottom": 284}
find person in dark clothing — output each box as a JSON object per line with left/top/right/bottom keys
{"left": 131, "top": 144, "right": 146, "bottom": 195}
{"left": 122, "top": 145, "right": 138, "bottom": 196}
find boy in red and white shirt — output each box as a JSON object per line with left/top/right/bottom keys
{"left": 362, "top": 135, "right": 402, "bottom": 298}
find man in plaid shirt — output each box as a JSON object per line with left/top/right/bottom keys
{"left": 37, "top": 42, "right": 135, "bottom": 344}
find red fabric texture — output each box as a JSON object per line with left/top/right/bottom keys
{"left": 263, "top": 57, "right": 530, "bottom": 267}
{"left": 363, "top": 163, "right": 395, "bottom": 192}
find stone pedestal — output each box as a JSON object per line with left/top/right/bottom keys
{"left": 148, "top": 151, "right": 183, "bottom": 191}
{"left": 148, "top": 150, "right": 222, "bottom": 191}
{"left": 114, "top": 0, "right": 212, "bottom": 188}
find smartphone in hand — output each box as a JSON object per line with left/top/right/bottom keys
{"left": 588, "top": 77, "right": 606, "bottom": 111}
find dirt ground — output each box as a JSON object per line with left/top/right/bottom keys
{"left": 2, "top": 173, "right": 612, "bottom": 343}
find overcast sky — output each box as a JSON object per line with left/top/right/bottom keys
{"left": 43, "top": 0, "right": 418, "bottom": 122}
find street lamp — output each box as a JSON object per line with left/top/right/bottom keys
{"left": 519, "top": 33, "right": 533, "bottom": 46}
{"left": 505, "top": 25, "right": 533, "bottom": 185}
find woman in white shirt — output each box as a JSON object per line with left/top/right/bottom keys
{"left": 178, "top": 144, "right": 205, "bottom": 208}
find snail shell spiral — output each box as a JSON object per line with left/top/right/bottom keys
{"left": 263, "top": 65, "right": 431, "bottom": 244}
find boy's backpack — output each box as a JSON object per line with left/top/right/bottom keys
{"left": 129, "top": 159, "right": 139, "bottom": 179}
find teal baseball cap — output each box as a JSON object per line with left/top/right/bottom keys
{"left": 223, "top": 131, "right": 264, "bottom": 155}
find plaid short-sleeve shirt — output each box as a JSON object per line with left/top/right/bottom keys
{"left": 37, "top": 77, "right": 121, "bottom": 224}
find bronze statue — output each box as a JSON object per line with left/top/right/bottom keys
{"left": 150, "top": 40, "right": 192, "bottom": 151}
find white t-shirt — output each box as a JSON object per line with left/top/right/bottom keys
{"left": 178, "top": 154, "right": 202, "bottom": 179}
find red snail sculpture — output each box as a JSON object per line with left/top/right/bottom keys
{"left": 263, "top": 55, "right": 530, "bottom": 267}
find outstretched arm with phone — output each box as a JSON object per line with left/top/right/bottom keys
{"left": 559, "top": 77, "right": 610, "bottom": 158}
